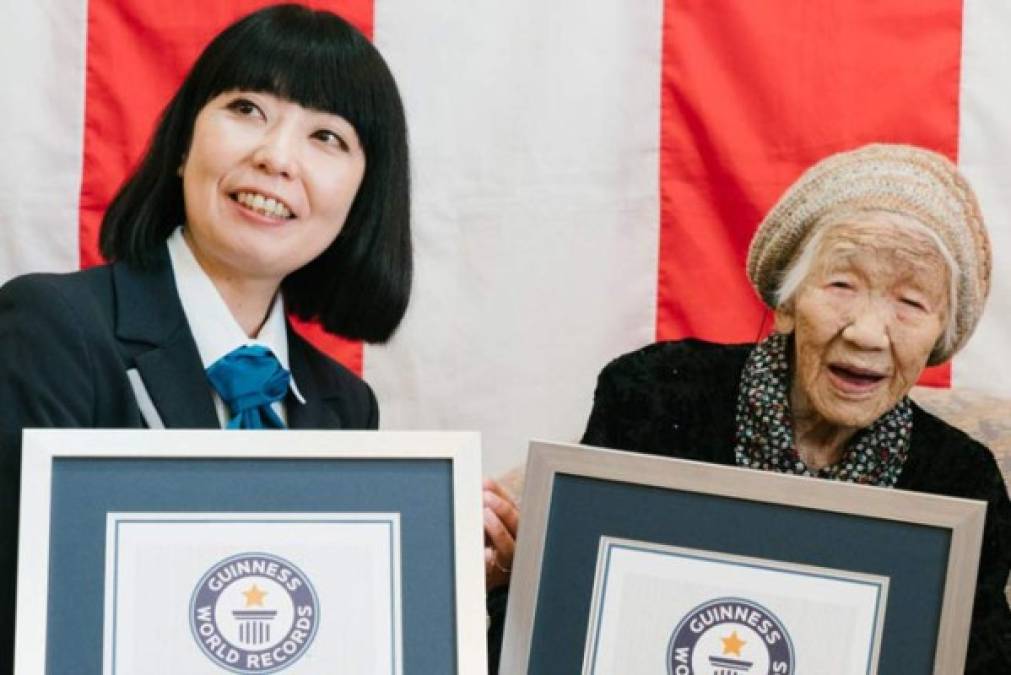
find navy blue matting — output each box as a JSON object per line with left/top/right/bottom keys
{"left": 46, "top": 457, "right": 455, "bottom": 673}
{"left": 527, "top": 473, "right": 949, "bottom": 674}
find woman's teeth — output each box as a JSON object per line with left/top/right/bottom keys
{"left": 235, "top": 191, "right": 292, "bottom": 219}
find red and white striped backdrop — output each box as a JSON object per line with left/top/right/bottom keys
{"left": 3, "top": 1, "right": 1010, "bottom": 475}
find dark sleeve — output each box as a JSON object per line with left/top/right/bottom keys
{"left": 963, "top": 451, "right": 1011, "bottom": 673}
{"left": 337, "top": 375, "right": 378, "bottom": 429}
{"left": 903, "top": 411, "right": 1011, "bottom": 673}
{"left": 486, "top": 584, "right": 508, "bottom": 674}
{"left": 0, "top": 275, "right": 99, "bottom": 672}
{"left": 579, "top": 343, "right": 673, "bottom": 450}
{"left": 0, "top": 274, "right": 98, "bottom": 445}
{"left": 579, "top": 340, "right": 748, "bottom": 461}
{"left": 365, "top": 382, "right": 379, "bottom": 430}
{"left": 580, "top": 354, "right": 624, "bottom": 448}
{"left": 299, "top": 336, "right": 380, "bottom": 430}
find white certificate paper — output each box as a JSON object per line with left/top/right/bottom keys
{"left": 103, "top": 513, "right": 401, "bottom": 675}
{"left": 583, "top": 537, "right": 888, "bottom": 675}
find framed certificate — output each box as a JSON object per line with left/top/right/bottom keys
{"left": 15, "top": 429, "right": 486, "bottom": 675}
{"left": 500, "top": 441, "right": 987, "bottom": 675}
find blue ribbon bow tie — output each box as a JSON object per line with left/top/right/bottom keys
{"left": 206, "top": 345, "right": 290, "bottom": 429}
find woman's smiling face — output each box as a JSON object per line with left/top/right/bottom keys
{"left": 180, "top": 90, "right": 366, "bottom": 288}
{"left": 775, "top": 218, "right": 950, "bottom": 430}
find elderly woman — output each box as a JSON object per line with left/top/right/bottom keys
{"left": 581, "top": 144, "right": 1010, "bottom": 672}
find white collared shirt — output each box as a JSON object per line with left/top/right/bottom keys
{"left": 166, "top": 227, "right": 304, "bottom": 427}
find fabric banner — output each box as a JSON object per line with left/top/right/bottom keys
{"left": 1, "top": 1, "right": 1007, "bottom": 473}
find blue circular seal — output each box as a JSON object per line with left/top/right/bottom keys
{"left": 190, "top": 552, "right": 319, "bottom": 674}
{"left": 667, "top": 597, "right": 794, "bottom": 675}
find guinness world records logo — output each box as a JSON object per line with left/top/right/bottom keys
{"left": 667, "top": 598, "right": 794, "bottom": 675}
{"left": 190, "top": 552, "right": 319, "bottom": 674}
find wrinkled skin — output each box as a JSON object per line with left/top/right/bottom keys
{"left": 774, "top": 219, "right": 949, "bottom": 468}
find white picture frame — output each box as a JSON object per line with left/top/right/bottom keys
{"left": 16, "top": 429, "right": 486, "bottom": 674}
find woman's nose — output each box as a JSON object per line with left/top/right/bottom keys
{"left": 252, "top": 128, "right": 299, "bottom": 179}
{"left": 841, "top": 302, "right": 891, "bottom": 350}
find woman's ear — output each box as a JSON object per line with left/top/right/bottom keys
{"left": 177, "top": 153, "right": 188, "bottom": 177}
{"left": 773, "top": 303, "right": 796, "bottom": 334}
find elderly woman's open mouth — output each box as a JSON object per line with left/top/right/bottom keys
{"left": 827, "top": 363, "right": 887, "bottom": 392}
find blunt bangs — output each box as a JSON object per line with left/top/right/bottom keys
{"left": 189, "top": 5, "right": 390, "bottom": 157}
{"left": 101, "top": 3, "right": 412, "bottom": 342}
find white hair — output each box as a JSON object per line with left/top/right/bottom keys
{"left": 773, "top": 210, "right": 959, "bottom": 359}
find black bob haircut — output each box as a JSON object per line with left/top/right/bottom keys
{"left": 100, "top": 4, "right": 411, "bottom": 343}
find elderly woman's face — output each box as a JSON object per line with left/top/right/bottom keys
{"left": 775, "top": 220, "right": 949, "bottom": 429}
{"left": 180, "top": 90, "right": 366, "bottom": 287}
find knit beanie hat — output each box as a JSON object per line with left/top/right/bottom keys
{"left": 747, "top": 143, "right": 990, "bottom": 365}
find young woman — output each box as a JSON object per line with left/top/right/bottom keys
{"left": 0, "top": 5, "right": 516, "bottom": 668}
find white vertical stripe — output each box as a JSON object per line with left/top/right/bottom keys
{"left": 369, "top": 1, "right": 664, "bottom": 476}
{"left": 955, "top": 0, "right": 1011, "bottom": 394}
{"left": 0, "top": 0, "right": 87, "bottom": 283}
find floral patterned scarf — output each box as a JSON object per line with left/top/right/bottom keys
{"left": 733, "top": 332, "right": 912, "bottom": 487}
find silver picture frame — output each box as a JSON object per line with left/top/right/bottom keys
{"left": 501, "top": 440, "right": 987, "bottom": 675}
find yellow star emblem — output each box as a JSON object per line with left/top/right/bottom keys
{"left": 242, "top": 583, "right": 268, "bottom": 608}
{"left": 721, "top": 630, "right": 746, "bottom": 657}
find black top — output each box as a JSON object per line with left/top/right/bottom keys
{"left": 581, "top": 339, "right": 1011, "bottom": 673}
{"left": 0, "top": 255, "right": 377, "bottom": 670}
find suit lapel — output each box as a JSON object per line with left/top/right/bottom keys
{"left": 286, "top": 329, "right": 343, "bottom": 430}
{"left": 133, "top": 339, "right": 219, "bottom": 429}
{"left": 113, "top": 253, "right": 219, "bottom": 429}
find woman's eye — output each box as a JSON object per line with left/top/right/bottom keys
{"left": 828, "top": 280, "right": 853, "bottom": 290}
{"left": 226, "top": 98, "right": 261, "bottom": 117}
{"left": 313, "top": 129, "right": 349, "bottom": 152}
{"left": 900, "top": 297, "right": 926, "bottom": 311}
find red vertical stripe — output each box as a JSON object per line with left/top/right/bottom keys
{"left": 79, "top": 0, "right": 372, "bottom": 375}
{"left": 657, "top": 1, "right": 962, "bottom": 386}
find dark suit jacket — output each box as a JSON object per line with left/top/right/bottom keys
{"left": 0, "top": 250, "right": 377, "bottom": 669}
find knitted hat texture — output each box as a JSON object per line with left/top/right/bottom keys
{"left": 746, "top": 143, "right": 990, "bottom": 365}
